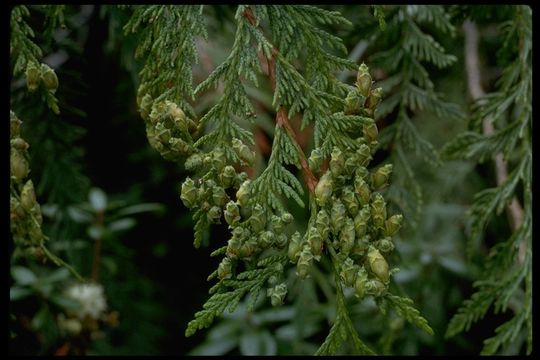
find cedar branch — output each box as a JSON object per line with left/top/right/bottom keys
{"left": 463, "top": 20, "right": 525, "bottom": 263}
{"left": 242, "top": 6, "right": 318, "bottom": 193}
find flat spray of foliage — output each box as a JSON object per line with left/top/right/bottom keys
{"left": 442, "top": 6, "right": 532, "bottom": 355}
{"left": 126, "top": 5, "right": 432, "bottom": 354}
{"left": 368, "top": 5, "right": 463, "bottom": 225}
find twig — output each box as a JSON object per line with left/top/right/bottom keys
{"left": 242, "top": 7, "right": 318, "bottom": 193}
{"left": 463, "top": 20, "right": 525, "bottom": 264}
{"left": 276, "top": 108, "right": 318, "bottom": 193}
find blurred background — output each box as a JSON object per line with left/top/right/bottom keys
{"left": 9, "top": 5, "right": 525, "bottom": 355}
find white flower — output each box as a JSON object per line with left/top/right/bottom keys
{"left": 65, "top": 283, "right": 107, "bottom": 319}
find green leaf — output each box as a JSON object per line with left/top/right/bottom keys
{"left": 87, "top": 224, "right": 104, "bottom": 240}
{"left": 40, "top": 203, "right": 59, "bottom": 218}
{"left": 50, "top": 295, "right": 81, "bottom": 310}
{"left": 189, "top": 337, "right": 238, "bottom": 355}
{"left": 108, "top": 217, "right": 136, "bottom": 232}
{"left": 234, "top": 322, "right": 276, "bottom": 355}
{"left": 207, "top": 321, "right": 240, "bottom": 341}
{"left": 114, "top": 203, "right": 165, "bottom": 217}
{"left": 254, "top": 306, "right": 296, "bottom": 324}
{"left": 89, "top": 187, "right": 107, "bottom": 212}
{"left": 438, "top": 256, "right": 467, "bottom": 275}
{"left": 11, "top": 266, "right": 37, "bottom": 286}
{"left": 67, "top": 206, "right": 93, "bottom": 223}
{"left": 260, "top": 330, "right": 278, "bottom": 355}
{"left": 275, "top": 322, "right": 319, "bottom": 340}
{"left": 239, "top": 332, "right": 261, "bottom": 355}
{"left": 42, "top": 267, "right": 71, "bottom": 283}
{"left": 10, "top": 286, "right": 33, "bottom": 301}
{"left": 34, "top": 282, "right": 54, "bottom": 297}
{"left": 31, "top": 306, "right": 50, "bottom": 330}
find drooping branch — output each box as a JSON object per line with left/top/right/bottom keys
{"left": 463, "top": 20, "right": 525, "bottom": 263}
{"left": 242, "top": 7, "right": 318, "bottom": 193}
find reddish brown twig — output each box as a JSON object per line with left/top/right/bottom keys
{"left": 242, "top": 7, "right": 318, "bottom": 193}
{"left": 276, "top": 108, "right": 318, "bottom": 193}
